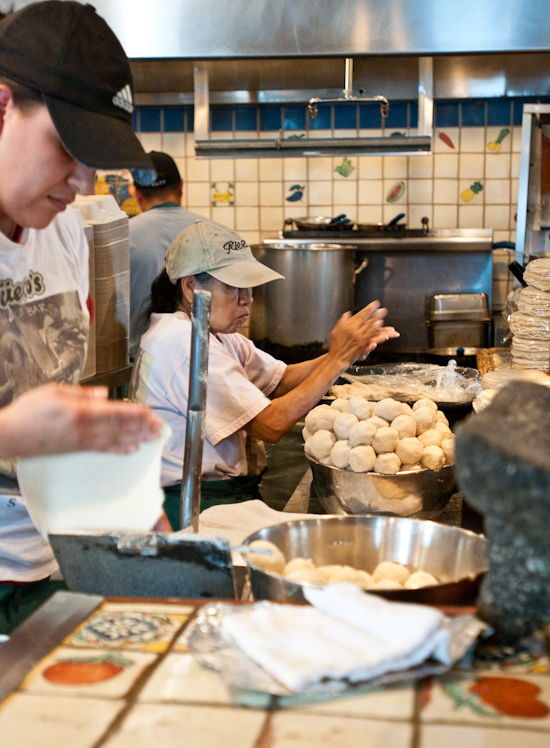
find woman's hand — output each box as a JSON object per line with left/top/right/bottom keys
{"left": 327, "top": 301, "right": 399, "bottom": 369}
{"left": 0, "top": 382, "right": 163, "bottom": 459}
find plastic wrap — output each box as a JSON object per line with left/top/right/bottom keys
{"left": 335, "top": 361, "right": 481, "bottom": 404}
{"left": 509, "top": 311, "right": 550, "bottom": 340}
{"left": 517, "top": 286, "right": 550, "bottom": 317}
{"left": 523, "top": 257, "right": 550, "bottom": 291}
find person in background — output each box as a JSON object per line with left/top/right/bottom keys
{"left": 0, "top": 1, "right": 163, "bottom": 633}
{"left": 129, "top": 151, "right": 206, "bottom": 360}
{"left": 130, "top": 220, "right": 399, "bottom": 530}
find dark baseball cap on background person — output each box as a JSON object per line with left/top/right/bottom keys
{"left": 132, "top": 152, "right": 181, "bottom": 190}
{"left": 165, "top": 220, "right": 284, "bottom": 288}
{"left": 0, "top": 1, "right": 156, "bottom": 184}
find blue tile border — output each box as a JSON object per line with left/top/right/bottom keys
{"left": 235, "top": 107, "right": 257, "bottom": 131}
{"left": 211, "top": 107, "right": 233, "bottom": 131}
{"left": 284, "top": 105, "right": 307, "bottom": 130}
{"left": 359, "top": 102, "right": 383, "bottom": 129}
{"left": 487, "top": 99, "right": 512, "bottom": 126}
{"left": 260, "top": 106, "right": 283, "bottom": 131}
{"left": 435, "top": 101, "right": 459, "bottom": 128}
{"left": 334, "top": 103, "right": 358, "bottom": 129}
{"left": 139, "top": 107, "right": 161, "bottom": 132}
{"left": 461, "top": 99, "right": 486, "bottom": 127}
{"left": 385, "top": 101, "right": 408, "bottom": 129}
{"left": 309, "top": 103, "right": 332, "bottom": 129}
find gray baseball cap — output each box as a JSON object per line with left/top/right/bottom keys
{"left": 165, "top": 220, "right": 284, "bottom": 288}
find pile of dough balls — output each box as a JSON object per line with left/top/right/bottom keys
{"left": 302, "top": 397, "right": 454, "bottom": 475}
{"left": 246, "top": 540, "right": 439, "bottom": 590}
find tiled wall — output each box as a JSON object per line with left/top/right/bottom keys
{"left": 130, "top": 97, "right": 550, "bottom": 311}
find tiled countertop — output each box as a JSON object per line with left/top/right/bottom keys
{"left": 0, "top": 592, "right": 549, "bottom": 748}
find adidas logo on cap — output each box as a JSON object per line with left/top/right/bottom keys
{"left": 112, "top": 84, "right": 133, "bottom": 114}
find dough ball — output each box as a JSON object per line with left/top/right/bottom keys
{"left": 372, "top": 561, "right": 410, "bottom": 585}
{"left": 348, "top": 419, "right": 377, "bottom": 447}
{"left": 390, "top": 414, "right": 417, "bottom": 439}
{"left": 395, "top": 437, "right": 424, "bottom": 464}
{"left": 304, "top": 437, "right": 313, "bottom": 456}
{"left": 333, "top": 412, "right": 360, "bottom": 440}
{"left": 421, "top": 445, "right": 445, "bottom": 471}
{"left": 355, "top": 569, "right": 374, "bottom": 590}
{"left": 319, "top": 455, "right": 333, "bottom": 465}
{"left": 418, "top": 429, "right": 443, "bottom": 448}
{"left": 400, "top": 402, "right": 414, "bottom": 416}
{"left": 441, "top": 437, "right": 455, "bottom": 464}
{"left": 413, "top": 406, "right": 437, "bottom": 435}
{"left": 348, "top": 445, "right": 376, "bottom": 473}
{"left": 366, "top": 415, "right": 390, "bottom": 430}
{"left": 404, "top": 571, "right": 439, "bottom": 589}
{"left": 436, "top": 410, "right": 449, "bottom": 425}
{"left": 330, "top": 439, "right": 352, "bottom": 469}
{"left": 399, "top": 462, "right": 423, "bottom": 472}
{"left": 330, "top": 397, "right": 349, "bottom": 413}
{"left": 285, "top": 567, "right": 327, "bottom": 585}
{"left": 308, "top": 429, "right": 336, "bottom": 460}
{"left": 372, "top": 579, "right": 403, "bottom": 590}
{"left": 374, "top": 398, "right": 404, "bottom": 423}
{"left": 346, "top": 396, "right": 373, "bottom": 420}
{"left": 302, "top": 426, "right": 313, "bottom": 442}
{"left": 246, "top": 540, "right": 286, "bottom": 575}
{"left": 304, "top": 404, "right": 338, "bottom": 434}
{"left": 324, "top": 565, "right": 364, "bottom": 585}
{"left": 434, "top": 421, "right": 452, "bottom": 436}
{"left": 284, "top": 557, "right": 316, "bottom": 575}
{"left": 374, "top": 452, "right": 401, "bottom": 475}
{"left": 412, "top": 398, "right": 438, "bottom": 412}
{"left": 371, "top": 426, "right": 400, "bottom": 454}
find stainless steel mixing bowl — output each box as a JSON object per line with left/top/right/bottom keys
{"left": 244, "top": 515, "right": 489, "bottom": 605}
{"left": 308, "top": 459, "right": 456, "bottom": 519}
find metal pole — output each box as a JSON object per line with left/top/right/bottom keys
{"left": 180, "top": 289, "right": 211, "bottom": 532}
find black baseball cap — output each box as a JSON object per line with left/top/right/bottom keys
{"left": 132, "top": 151, "right": 181, "bottom": 190}
{"left": 0, "top": 1, "right": 155, "bottom": 184}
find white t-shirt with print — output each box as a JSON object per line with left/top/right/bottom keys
{"left": 130, "top": 311, "right": 286, "bottom": 486}
{"left": 0, "top": 207, "right": 89, "bottom": 582}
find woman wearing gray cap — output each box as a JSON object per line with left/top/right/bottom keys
{"left": 130, "top": 220, "right": 399, "bottom": 528}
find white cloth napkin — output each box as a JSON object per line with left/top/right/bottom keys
{"left": 221, "top": 582, "right": 449, "bottom": 692}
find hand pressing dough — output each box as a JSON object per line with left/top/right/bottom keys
{"left": 421, "top": 445, "right": 445, "bottom": 470}
{"left": 390, "top": 414, "right": 417, "bottom": 439}
{"left": 304, "top": 404, "right": 338, "bottom": 433}
{"left": 333, "top": 412, "right": 360, "bottom": 440}
{"left": 374, "top": 398, "right": 404, "bottom": 422}
{"left": 366, "top": 415, "right": 390, "bottom": 430}
{"left": 395, "top": 437, "right": 424, "bottom": 464}
{"left": 441, "top": 437, "right": 455, "bottom": 464}
{"left": 413, "top": 398, "right": 438, "bottom": 412}
{"left": 348, "top": 419, "right": 377, "bottom": 447}
{"left": 413, "top": 406, "right": 437, "bottom": 435}
{"left": 371, "top": 426, "right": 400, "bottom": 454}
{"left": 418, "top": 429, "right": 443, "bottom": 448}
{"left": 330, "top": 397, "right": 349, "bottom": 412}
{"left": 374, "top": 452, "right": 401, "bottom": 475}
{"left": 330, "top": 439, "right": 352, "bottom": 468}
{"left": 346, "top": 396, "right": 373, "bottom": 420}
{"left": 372, "top": 561, "right": 410, "bottom": 585}
{"left": 349, "top": 445, "right": 376, "bottom": 473}
{"left": 404, "top": 571, "right": 439, "bottom": 589}
{"left": 246, "top": 540, "right": 286, "bottom": 575}
{"left": 308, "top": 429, "right": 336, "bottom": 460}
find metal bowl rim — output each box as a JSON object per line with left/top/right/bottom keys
{"left": 307, "top": 457, "right": 453, "bottom": 479}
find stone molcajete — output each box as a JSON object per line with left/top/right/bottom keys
{"left": 454, "top": 380, "right": 550, "bottom": 642}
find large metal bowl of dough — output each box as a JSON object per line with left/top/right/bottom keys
{"left": 308, "top": 458, "right": 456, "bottom": 519}
{"left": 243, "top": 515, "right": 489, "bottom": 605}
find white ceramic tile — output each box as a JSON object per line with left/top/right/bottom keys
{"left": 511, "top": 152, "right": 521, "bottom": 179}
{"left": 187, "top": 206, "right": 211, "bottom": 220}
{"left": 421, "top": 723, "right": 550, "bottom": 748}
{"left": 433, "top": 205, "right": 458, "bottom": 229}
{"left": 434, "top": 154, "right": 459, "bottom": 178}
{"left": 284, "top": 182, "right": 307, "bottom": 206}
{"left": 485, "top": 205, "right": 511, "bottom": 230}
{"left": 459, "top": 180, "right": 485, "bottom": 203}
{"left": 211, "top": 181, "right": 234, "bottom": 206}
{"left": 259, "top": 182, "right": 283, "bottom": 206}
{"left": 433, "top": 179, "right": 459, "bottom": 204}
{"left": 333, "top": 180, "right": 357, "bottom": 204}
{"left": 259, "top": 158, "right": 284, "bottom": 181}
{"left": 22, "top": 647, "right": 157, "bottom": 699}
{"left": 512, "top": 126, "right": 523, "bottom": 152}
{"left": 359, "top": 129, "right": 383, "bottom": 139}
{"left": 211, "top": 206, "right": 235, "bottom": 227}
{"left": 333, "top": 157, "right": 358, "bottom": 179}
{"left": 460, "top": 127, "right": 486, "bottom": 153}
{"left": 284, "top": 158, "right": 308, "bottom": 181}
{"left": 485, "top": 153, "right": 511, "bottom": 179}
{"left": 103, "top": 703, "right": 267, "bottom": 748}
{"left": 487, "top": 126, "right": 512, "bottom": 153}
{"left": 284, "top": 204, "right": 311, "bottom": 220}
{"left": 259, "top": 130, "right": 279, "bottom": 141}
{"left": 337, "top": 128, "right": 358, "bottom": 139}
{"left": 138, "top": 132, "right": 162, "bottom": 151}
{"left": 383, "top": 179, "right": 406, "bottom": 205}
{"left": 235, "top": 207, "right": 260, "bottom": 231}
{"left": 138, "top": 652, "right": 271, "bottom": 708}
{"left": 333, "top": 205, "right": 357, "bottom": 222}
{"left": 459, "top": 153, "right": 485, "bottom": 179}
{"left": 434, "top": 129, "right": 459, "bottom": 153}
{"left": 235, "top": 182, "right": 259, "bottom": 207}
{"left": 511, "top": 178, "right": 520, "bottom": 206}
{"left": 210, "top": 160, "right": 235, "bottom": 181}
{"left": 308, "top": 157, "right": 334, "bottom": 181}
{"left": 162, "top": 132, "right": 186, "bottom": 158}
{"left": 278, "top": 682, "right": 415, "bottom": 719}
{"left": 484, "top": 179, "right": 510, "bottom": 204}
{"left": 235, "top": 159, "right": 259, "bottom": 181}
{"left": 359, "top": 180, "right": 383, "bottom": 204}
{"left": 268, "top": 712, "right": 412, "bottom": 748}
{"left": 211, "top": 131, "right": 234, "bottom": 141}
{"left": 237, "top": 230, "right": 261, "bottom": 245}
{"left": 408, "top": 179, "right": 433, "bottom": 204}
{"left": 357, "top": 205, "right": 384, "bottom": 223}
{"left": 459, "top": 205, "right": 484, "bottom": 228}
{"left": 185, "top": 132, "right": 195, "bottom": 152}
{"left": 383, "top": 156, "right": 408, "bottom": 179}
{"left": 260, "top": 207, "right": 285, "bottom": 231}
{"left": 0, "top": 693, "right": 123, "bottom": 748}
{"left": 186, "top": 182, "right": 212, "bottom": 207}
{"left": 409, "top": 155, "right": 434, "bottom": 178}
{"left": 408, "top": 205, "right": 433, "bottom": 228}
{"left": 186, "top": 158, "right": 210, "bottom": 182}
{"left": 309, "top": 181, "right": 333, "bottom": 206}
{"left": 308, "top": 129, "right": 333, "bottom": 140}
{"left": 358, "top": 156, "right": 383, "bottom": 179}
